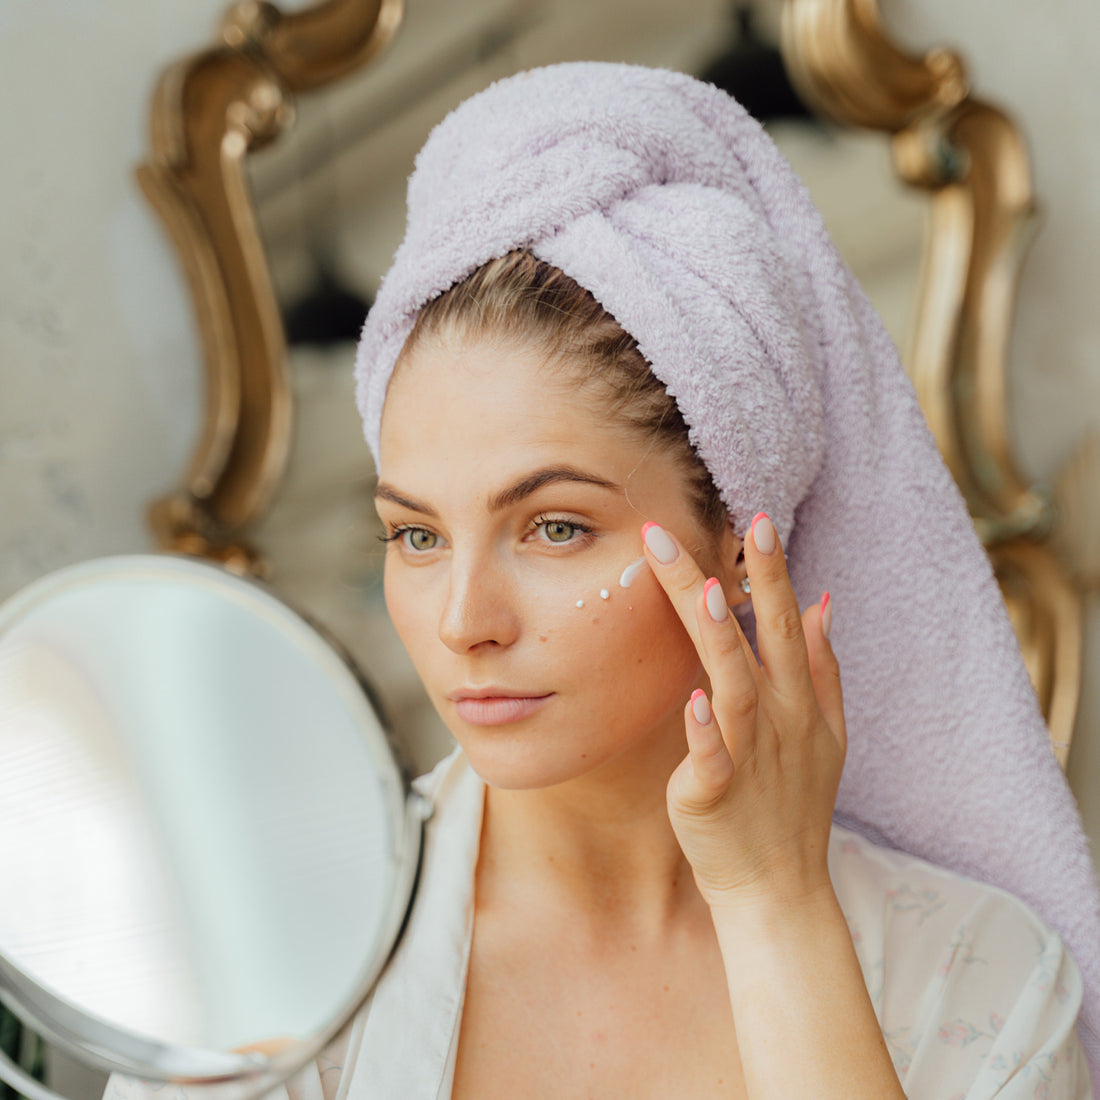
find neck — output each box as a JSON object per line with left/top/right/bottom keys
{"left": 476, "top": 720, "right": 703, "bottom": 938}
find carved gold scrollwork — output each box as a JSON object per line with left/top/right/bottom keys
{"left": 138, "top": 0, "right": 403, "bottom": 574}
{"left": 781, "top": 0, "right": 1081, "bottom": 761}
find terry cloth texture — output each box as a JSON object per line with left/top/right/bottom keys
{"left": 354, "top": 62, "right": 1100, "bottom": 1084}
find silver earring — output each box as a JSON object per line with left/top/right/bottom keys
{"left": 740, "top": 577, "right": 751, "bottom": 595}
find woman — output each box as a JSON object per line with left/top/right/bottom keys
{"left": 106, "top": 61, "right": 1099, "bottom": 1100}
{"left": 372, "top": 253, "right": 862, "bottom": 1094}
{"left": 344, "top": 63, "right": 1098, "bottom": 1097}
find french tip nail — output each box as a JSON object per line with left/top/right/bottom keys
{"left": 690, "top": 689, "right": 712, "bottom": 725}
{"left": 751, "top": 512, "right": 777, "bottom": 555}
{"left": 704, "top": 577, "right": 729, "bottom": 622}
{"left": 821, "top": 591, "right": 833, "bottom": 639}
{"left": 642, "top": 521, "right": 679, "bottom": 565}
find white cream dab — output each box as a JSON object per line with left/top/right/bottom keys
{"left": 600, "top": 588, "right": 610, "bottom": 600}
{"left": 619, "top": 556, "right": 648, "bottom": 588}
{"left": 576, "top": 599, "right": 585, "bottom": 608}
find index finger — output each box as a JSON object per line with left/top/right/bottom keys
{"left": 745, "top": 512, "right": 812, "bottom": 697}
{"left": 640, "top": 521, "right": 759, "bottom": 686}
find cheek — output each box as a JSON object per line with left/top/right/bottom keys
{"left": 545, "top": 572, "right": 702, "bottom": 700}
{"left": 382, "top": 565, "right": 404, "bottom": 631}
{"left": 382, "top": 565, "right": 435, "bottom": 672}
{"left": 613, "top": 586, "right": 701, "bottom": 692}
{"left": 382, "top": 556, "right": 702, "bottom": 716}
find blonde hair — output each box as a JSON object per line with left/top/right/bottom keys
{"left": 396, "top": 251, "right": 729, "bottom": 532}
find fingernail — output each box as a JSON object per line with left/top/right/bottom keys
{"left": 642, "top": 521, "right": 678, "bottom": 565}
{"left": 821, "top": 591, "right": 832, "bottom": 639}
{"left": 751, "top": 512, "right": 776, "bottom": 556}
{"left": 704, "top": 577, "right": 728, "bottom": 622}
{"left": 690, "top": 689, "right": 712, "bottom": 725}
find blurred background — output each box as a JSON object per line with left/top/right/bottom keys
{"left": 2, "top": 0, "right": 1097, "bottom": 865}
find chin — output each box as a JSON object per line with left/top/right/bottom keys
{"left": 440, "top": 712, "right": 599, "bottom": 790}
{"left": 453, "top": 734, "right": 590, "bottom": 791}
{"left": 452, "top": 717, "right": 672, "bottom": 794}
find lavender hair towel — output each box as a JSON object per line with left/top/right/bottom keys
{"left": 354, "top": 63, "right": 1100, "bottom": 1080}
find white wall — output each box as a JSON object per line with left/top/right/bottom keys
{"left": 0, "top": 0, "right": 220, "bottom": 593}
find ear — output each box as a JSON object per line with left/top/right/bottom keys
{"left": 716, "top": 523, "right": 750, "bottom": 606}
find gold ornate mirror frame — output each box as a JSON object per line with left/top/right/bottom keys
{"left": 137, "top": 0, "right": 403, "bottom": 574}
{"left": 780, "top": 0, "right": 1081, "bottom": 762}
{"left": 138, "top": 0, "right": 1081, "bottom": 763}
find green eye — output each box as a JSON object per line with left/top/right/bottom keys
{"left": 403, "top": 528, "right": 438, "bottom": 551}
{"left": 543, "top": 521, "right": 576, "bottom": 543}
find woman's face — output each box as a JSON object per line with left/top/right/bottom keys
{"left": 376, "top": 332, "right": 739, "bottom": 790}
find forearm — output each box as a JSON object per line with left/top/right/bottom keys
{"left": 712, "top": 886, "right": 906, "bottom": 1100}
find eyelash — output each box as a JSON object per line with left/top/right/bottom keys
{"left": 378, "top": 524, "right": 435, "bottom": 548}
{"left": 378, "top": 515, "right": 595, "bottom": 552}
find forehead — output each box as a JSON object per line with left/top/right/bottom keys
{"left": 374, "top": 332, "right": 712, "bottom": 531}
{"left": 375, "top": 332, "right": 719, "bottom": 556}
{"left": 379, "top": 334, "right": 635, "bottom": 473}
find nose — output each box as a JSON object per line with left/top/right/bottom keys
{"left": 438, "top": 552, "right": 521, "bottom": 655}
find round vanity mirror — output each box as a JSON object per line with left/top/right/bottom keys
{"left": 0, "top": 555, "right": 425, "bottom": 1100}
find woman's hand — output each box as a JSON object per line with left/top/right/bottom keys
{"left": 642, "top": 512, "right": 845, "bottom": 912}
{"left": 643, "top": 514, "right": 905, "bottom": 1099}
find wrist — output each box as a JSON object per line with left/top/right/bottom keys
{"left": 707, "top": 877, "right": 846, "bottom": 947}
{"left": 707, "top": 880, "right": 904, "bottom": 1099}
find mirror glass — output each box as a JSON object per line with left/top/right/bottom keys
{"left": 0, "top": 555, "right": 422, "bottom": 1087}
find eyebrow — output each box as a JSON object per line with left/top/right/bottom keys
{"left": 374, "top": 464, "right": 622, "bottom": 517}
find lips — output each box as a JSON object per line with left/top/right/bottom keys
{"left": 447, "top": 687, "right": 554, "bottom": 726}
